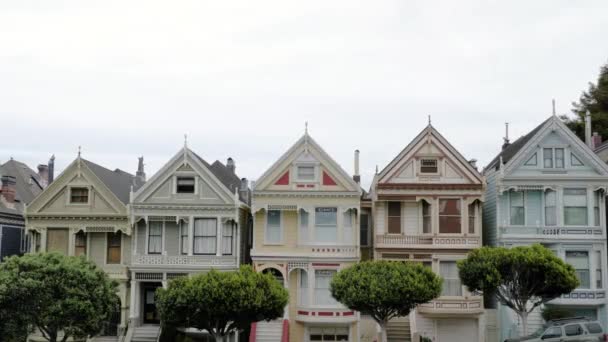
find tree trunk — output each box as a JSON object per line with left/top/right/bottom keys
{"left": 520, "top": 310, "right": 529, "bottom": 336}
{"left": 379, "top": 321, "right": 388, "bottom": 342}
{"left": 215, "top": 334, "right": 225, "bottom": 342}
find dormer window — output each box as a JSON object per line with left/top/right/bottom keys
{"left": 70, "top": 187, "right": 89, "bottom": 203}
{"left": 176, "top": 177, "right": 195, "bottom": 193}
{"left": 420, "top": 159, "right": 438, "bottom": 173}
{"left": 297, "top": 166, "right": 315, "bottom": 181}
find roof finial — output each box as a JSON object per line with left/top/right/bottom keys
{"left": 428, "top": 115, "right": 431, "bottom": 125}
{"left": 78, "top": 146, "right": 81, "bottom": 158}
{"left": 305, "top": 121, "right": 308, "bottom": 135}
{"left": 552, "top": 99, "right": 556, "bottom": 116}
{"left": 184, "top": 134, "right": 188, "bottom": 148}
{"left": 375, "top": 165, "right": 379, "bottom": 174}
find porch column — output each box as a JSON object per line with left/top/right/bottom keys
{"left": 188, "top": 216, "right": 194, "bottom": 256}
{"left": 588, "top": 186, "right": 594, "bottom": 227}
{"left": 132, "top": 221, "right": 138, "bottom": 256}
{"left": 129, "top": 278, "right": 137, "bottom": 323}
{"left": 216, "top": 217, "right": 222, "bottom": 257}
{"left": 68, "top": 229, "right": 76, "bottom": 256}
{"left": 337, "top": 207, "right": 343, "bottom": 245}
{"left": 40, "top": 229, "right": 47, "bottom": 252}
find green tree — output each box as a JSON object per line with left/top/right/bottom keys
{"left": 0, "top": 253, "right": 119, "bottom": 342}
{"left": 330, "top": 261, "right": 442, "bottom": 342}
{"left": 458, "top": 244, "right": 579, "bottom": 335}
{"left": 562, "top": 62, "right": 608, "bottom": 142}
{"left": 156, "top": 265, "right": 289, "bottom": 342}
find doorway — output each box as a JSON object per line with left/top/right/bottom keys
{"left": 142, "top": 283, "right": 162, "bottom": 324}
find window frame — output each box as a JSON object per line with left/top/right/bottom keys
{"left": 180, "top": 221, "right": 188, "bottom": 255}
{"left": 74, "top": 231, "right": 87, "bottom": 257}
{"left": 544, "top": 189, "right": 557, "bottom": 226}
{"left": 314, "top": 207, "right": 338, "bottom": 244}
{"left": 296, "top": 164, "right": 317, "bottom": 182}
{"left": 468, "top": 202, "right": 476, "bottom": 234}
{"left": 420, "top": 158, "right": 439, "bottom": 174}
{"left": 509, "top": 191, "right": 525, "bottom": 226}
{"left": 265, "top": 210, "right": 283, "bottom": 245}
{"left": 106, "top": 231, "right": 122, "bottom": 264}
{"left": 438, "top": 198, "right": 461, "bottom": 234}
{"left": 222, "top": 222, "right": 233, "bottom": 255}
{"left": 387, "top": 201, "right": 402, "bottom": 234}
{"left": 422, "top": 201, "right": 432, "bottom": 234}
{"left": 147, "top": 221, "right": 163, "bottom": 255}
{"left": 69, "top": 186, "right": 90, "bottom": 204}
{"left": 193, "top": 218, "right": 217, "bottom": 255}
{"left": 439, "top": 260, "right": 462, "bottom": 297}
{"left": 566, "top": 250, "right": 591, "bottom": 289}
{"left": 563, "top": 188, "right": 588, "bottom": 226}
{"left": 313, "top": 269, "right": 338, "bottom": 307}
{"left": 176, "top": 176, "right": 196, "bottom": 194}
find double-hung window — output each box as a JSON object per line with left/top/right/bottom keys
{"left": 387, "top": 202, "right": 401, "bottom": 234}
{"left": 75, "top": 231, "right": 87, "bottom": 257}
{"left": 543, "top": 148, "right": 565, "bottom": 168}
{"left": 422, "top": 201, "right": 432, "bottom": 234}
{"left": 440, "top": 261, "right": 462, "bottom": 296}
{"left": 107, "top": 232, "right": 122, "bottom": 264}
{"left": 315, "top": 208, "right": 337, "bottom": 243}
{"left": 148, "top": 222, "right": 162, "bottom": 254}
{"left": 180, "top": 222, "right": 188, "bottom": 255}
{"left": 193, "top": 218, "right": 217, "bottom": 255}
{"left": 545, "top": 190, "right": 557, "bottom": 226}
{"left": 266, "top": 210, "right": 282, "bottom": 244}
{"left": 439, "top": 199, "right": 461, "bottom": 233}
{"left": 70, "top": 187, "right": 89, "bottom": 203}
{"left": 314, "top": 270, "right": 338, "bottom": 306}
{"left": 468, "top": 203, "right": 476, "bottom": 234}
{"left": 222, "top": 223, "right": 233, "bottom": 255}
{"left": 510, "top": 191, "right": 525, "bottom": 226}
{"left": 299, "top": 209, "right": 309, "bottom": 244}
{"left": 297, "top": 166, "right": 315, "bottom": 181}
{"left": 564, "top": 189, "right": 588, "bottom": 226}
{"left": 566, "top": 251, "right": 590, "bottom": 289}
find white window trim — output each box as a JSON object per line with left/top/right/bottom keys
{"left": 192, "top": 217, "right": 219, "bottom": 255}
{"left": 563, "top": 188, "right": 589, "bottom": 227}
{"left": 145, "top": 220, "right": 164, "bottom": 255}
{"left": 438, "top": 259, "right": 464, "bottom": 298}
{"left": 173, "top": 174, "right": 199, "bottom": 195}
{"left": 294, "top": 163, "right": 319, "bottom": 183}
{"left": 264, "top": 210, "right": 284, "bottom": 245}
{"left": 312, "top": 268, "right": 340, "bottom": 308}
{"left": 437, "top": 197, "right": 463, "bottom": 234}
{"left": 314, "top": 207, "right": 339, "bottom": 245}
{"left": 66, "top": 185, "right": 91, "bottom": 206}
{"left": 104, "top": 231, "right": 124, "bottom": 265}
{"left": 508, "top": 191, "right": 526, "bottom": 227}
{"left": 541, "top": 146, "right": 567, "bottom": 170}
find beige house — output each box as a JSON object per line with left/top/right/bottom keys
{"left": 250, "top": 132, "right": 362, "bottom": 342}
{"left": 127, "top": 145, "right": 251, "bottom": 342}
{"left": 25, "top": 155, "right": 144, "bottom": 342}
{"left": 370, "top": 124, "right": 485, "bottom": 342}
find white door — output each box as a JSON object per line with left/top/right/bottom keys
{"left": 437, "top": 319, "right": 478, "bottom": 342}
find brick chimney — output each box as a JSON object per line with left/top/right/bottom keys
{"left": 1, "top": 175, "right": 17, "bottom": 203}
{"left": 592, "top": 132, "right": 603, "bottom": 150}
{"left": 136, "top": 156, "right": 146, "bottom": 184}
{"left": 226, "top": 157, "right": 235, "bottom": 174}
{"left": 37, "top": 164, "right": 49, "bottom": 187}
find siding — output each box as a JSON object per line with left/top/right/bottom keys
{"left": 122, "top": 235, "right": 131, "bottom": 264}
{"left": 404, "top": 202, "right": 419, "bottom": 236}
{"left": 376, "top": 202, "right": 386, "bottom": 235}
{"left": 526, "top": 191, "right": 542, "bottom": 226}
{"left": 483, "top": 170, "right": 498, "bottom": 247}
{"left": 165, "top": 222, "right": 179, "bottom": 255}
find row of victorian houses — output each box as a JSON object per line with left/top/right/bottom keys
{"left": 1, "top": 113, "right": 607, "bottom": 342}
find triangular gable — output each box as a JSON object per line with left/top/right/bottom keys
{"left": 504, "top": 116, "right": 608, "bottom": 176}
{"left": 132, "top": 147, "right": 235, "bottom": 204}
{"left": 254, "top": 133, "right": 360, "bottom": 193}
{"left": 27, "top": 158, "right": 127, "bottom": 215}
{"left": 378, "top": 125, "right": 483, "bottom": 184}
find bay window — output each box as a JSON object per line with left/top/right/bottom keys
{"left": 510, "top": 191, "right": 525, "bottom": 226}
{"left": 193, "top": 218, "right": 217, "bottom": 255}
{"left": 314, "top": 270, "right": 338, "bottom": 306}
{"left": 566, "top": 251, "right": 590, "bottom": 289}
{"left": 440, "top": 261, "right": 462, "bottom": 296}
{"left": 148, "top": 222, "right": 162, "bottom": 254}
{"left": 564, "top": 189, "right": 588, "bottom": 226}
{"left": 387, "top": 202, "right": 401, "bottom": 234}
{"left": 265, "top": 210, "right": 282, "bottom": 244}
{"left": 545, "top": 190, "right": 557, "bottom": 226}
{"left": 439, "top": 199, "right": 461, "bottom": 233}
{"left": 315, "top": 208, "right": 337, "bottom": 243}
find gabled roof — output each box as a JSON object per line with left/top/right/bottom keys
{"left": 378, "top": 124, "right": 483, "bottom": 184}
{"left": 485, "top": 118, "right": 550, "bottom": 171}
{"left": 0, "top": 159, "right": 44, "bottom": 216}
{"left": 253, "top": 132, "right": 360, "bottom": 193}
{"left": 189, "top": 151, "right": 248, "bottom": 202}
{"left": 81, "top": 159, "right": 141, "bottom": 204}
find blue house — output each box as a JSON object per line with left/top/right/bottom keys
{"left": 483, "top": 115, "right": 608, "bottom": 340}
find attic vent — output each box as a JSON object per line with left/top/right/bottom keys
{"left": 420, "top": 159, "right": 438, "bottom": 173}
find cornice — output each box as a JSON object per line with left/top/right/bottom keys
{"left": 377, "top": 183, "right": 484, "bottom": 190}
{"left": 253, "top": 191, "right": 360, "bottom": 198}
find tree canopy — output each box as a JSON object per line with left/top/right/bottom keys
{"left": 0, "top": 253, "right": 119, "bottom": 342}
{"left": 562, "top": 61, "right": 608, "bottom": 143}
{"left": 330, "top": 260, "right": 442, "bottom": 342}
{"left": 156, "top": 265, "right": 289, "bottom": 342}
{"left": 458, "top": 244, "right": 579, "bottom": 335}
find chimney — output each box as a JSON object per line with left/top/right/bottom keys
{"left": 37, "top": 164, "right": 49, "bottom": 187}
{"left": 1, "top": 175, "right": 17, "bottom": 203}
{"left": 136, "top": 156, "right": 146, "bottom": 183}
{"left": 592, "top": 132, "right": 603, "bottom": 150}
{"left": 226, "top": 157, "right": 235, "bottom": 174}
{"left": 353, "top": 150, "right": 361, "bottom": 184}
{"left": 502, "top": 122, "right": 510, "bottom": 150}
{"left": 48, "top": 155, "right": 55, "bottom": 184}
{"left": 239, "top": 178, "right": 249, "bottom": 204}
{"left": 468, "top": 159, "right": 478, "bottom": 170}
{"left": 585, "top": 111, "right": 593, "bottom": 148}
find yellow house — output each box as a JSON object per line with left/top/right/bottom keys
{"left": 250, "top": 131, "right": 361, "bottom": 342}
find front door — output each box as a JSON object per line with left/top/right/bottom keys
{"left": 142, "top": 283, "right": 161, "bottom": 324}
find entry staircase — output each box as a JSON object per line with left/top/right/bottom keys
{"left": 387, "top": 316, "right": 412, "bottom": 342}
{"left": 129, "top": 325, "right": 160, "bottom": 342}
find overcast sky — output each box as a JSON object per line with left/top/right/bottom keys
{"left": 1, "top": 1, "right": 607, "bottom": 189}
